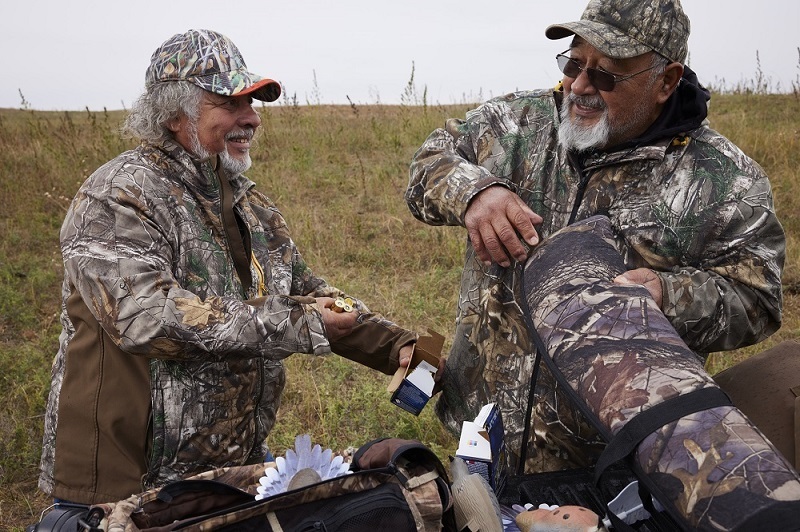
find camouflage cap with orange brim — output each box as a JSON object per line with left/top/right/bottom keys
{"left": 545, "top": 0, "right": 690, "bottom": 64}
{"left": 145, "top": 29, "right": 281, "bottom": 102}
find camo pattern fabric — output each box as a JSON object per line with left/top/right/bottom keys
{"left": 406, "top": 88, "right": 784, "bottom": 474}
{"left": 193, "top": 471, "right": 443, "bottom": 531}
{"left": 93, "top": 459, "right": 445, "bottom": 531}
{"left": 546, "top": 0, "right": 690, "bottom": 62}
{"left": 40, "top": 139, "right": 411, "bottom": 502}
{"left": 93, "top": 464, "right": 260, "bottom": 532}
{"left": 145, "top": 29, "right": 281, "bottom": 102}
{"left": 522, "top": 216, "right": 800, "bottom": 531}
{"left": 92, "top": 463, "right": 264, "bottom": 531}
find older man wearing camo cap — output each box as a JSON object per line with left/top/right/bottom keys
{"left": 38, "top": 28, "right": 421, "bottom": 506}
{"left": 407, "top": 0, "right": 785, "bottom": 475}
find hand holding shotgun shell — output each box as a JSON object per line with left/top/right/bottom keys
{"left": 330, "top": 297, "right": 355, "bottom": 313}
{"left": 316, "top": 296, "right": 358, "bottom": 341}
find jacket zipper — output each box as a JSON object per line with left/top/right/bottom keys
{"left": 214, "top": 163, "right": 266, "bottom": 460}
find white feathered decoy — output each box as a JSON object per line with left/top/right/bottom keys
{"left": 255, "top": 434, "right": 351, "bottom": 500}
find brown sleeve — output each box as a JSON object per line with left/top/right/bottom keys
{"left": 330, "top": 320, "right": 417, "bottom": 375}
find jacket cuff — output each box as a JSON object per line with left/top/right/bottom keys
{"left": 331, "top": 321, "right": 417, "bottom": 375}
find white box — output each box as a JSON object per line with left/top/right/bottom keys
{"left": 455, "top": 402, "right": 508, "bottom": 493}
{"left": 386, "top": 330, "right": 444, "bottom": 416}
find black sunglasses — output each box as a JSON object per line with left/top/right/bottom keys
{"left": 556, "top": 52, "right": 659, "bottom": 92}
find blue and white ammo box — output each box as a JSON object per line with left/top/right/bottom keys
{"left": 455, "top": 402, "right": 508, "bottom": 493}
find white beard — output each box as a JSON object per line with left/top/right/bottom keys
{"left": 188, "top": 122, "right": 252, "bottom": 176}
{"left": 557, "top": 93, "right": 611, "bottom": 152}
{"left": 218, "top": 149, "right": 251, "bottom": 176}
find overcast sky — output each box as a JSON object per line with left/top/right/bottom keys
{"left": 3, "top": 0, "right": 798, "bottom": 111}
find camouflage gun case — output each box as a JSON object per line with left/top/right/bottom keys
{"left": 520, "top": 215, "right": 800, "bottom": 531}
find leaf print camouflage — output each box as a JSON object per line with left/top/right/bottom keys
{"left": 40, "top": 138, "right": 415, "bottom": 503}
{"left": 408, "top": 88, "right": 783, "bottom": 476}
{"left": 145, "top": 29, "right": 280, "bottom": 102}
{"left": 522, "top": 216, "right": 800, "bottom": 530}
{"left": 545, "top": 0, "right": 690, "bottom": 63}
{"left": 173, "top": 296, "right": 225, "bottom": 328}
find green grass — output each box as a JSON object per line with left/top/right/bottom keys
{"left": 1, "top": 91, "right": 798, "bottom": 527}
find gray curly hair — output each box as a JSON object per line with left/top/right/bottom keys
{"left": 122, "top": 81, "right": 204, "bottom": 144}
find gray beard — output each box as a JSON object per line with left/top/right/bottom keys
{"left": 557, "top": 93, "right": 610, "bottom": 152}
{"left": 188, "top": 122, "right": 252, "bottom": 176}
{"left": 218, "top": 150, "right": 251, "bottom": 176}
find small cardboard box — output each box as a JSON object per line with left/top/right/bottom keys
{"left": 387, "top": 330, "right": 444, "bottom": 415}
{"left": 455, "top": 402, "right": 508, "bottom": 493}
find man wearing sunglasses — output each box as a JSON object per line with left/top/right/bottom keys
{"left": 406, "top": 0, "right": 785, "bottom": 474}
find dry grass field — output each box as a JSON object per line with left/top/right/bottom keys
{"left": 1, "top": 90, "right": 798, "bottom": 528}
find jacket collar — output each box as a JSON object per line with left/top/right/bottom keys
{"left": 144, "top": 139, "right": 256, "bottom": 203}
{"left": 612, "top": 65, "right": 710, "bottom": 152}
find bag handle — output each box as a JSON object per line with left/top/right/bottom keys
{"left": 352, "top": 437, "right": 450, "bottom": 484}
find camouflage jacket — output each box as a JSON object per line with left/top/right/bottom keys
{"left": 406, "top": 87, "right": 785, "bottom": 472}
{"left": 40, "top": 140, "right": 415, "bottom": 504}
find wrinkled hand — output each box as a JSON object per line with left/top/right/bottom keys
{"left": 316, "top": 297, "right": 358, "bottom": 341}
{"left": 465, "top": 186, "right": 543, "bottom": 267}
{"left": 614, "top": 268, "right": 663, "bottom": 308}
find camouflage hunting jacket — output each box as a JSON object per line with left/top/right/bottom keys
{"left": 406, "top": 85, "right": 785, "bottom": 473}
{"left": 40, "top": 140, "right": 415, "bottom": 504}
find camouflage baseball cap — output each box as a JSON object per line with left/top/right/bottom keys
{"left": 545, "top": 0, "right": 690, "bottom": 64}
{"left": 145, "top": 29, "right": 281, "bottom": 102}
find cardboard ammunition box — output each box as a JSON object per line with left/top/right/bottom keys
{"left": 455, "top": 402, "right": 508, "bottom": 493}
{"left": 387, "top": 330, "right": 444, "bottom": 415}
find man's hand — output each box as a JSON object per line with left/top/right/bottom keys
{"left": 614, "top": 268, "right": 663, "bottom": 308}
{"left": 397, "top": 343, "right": 446, "bottom": 394}
{"left": 464, "top": 186, "right": 543, "bottom": 267}
{"left": 432, "top": 356, "right": 446, "bottom": 395}
{"left": 398, "top": 344, "right": 414, "bottom": 368}
{"left": 316, "top": 297, "right": 357, "bottom": 341}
